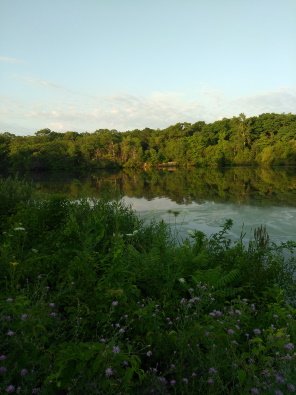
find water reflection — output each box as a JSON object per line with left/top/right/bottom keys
{"left": 25, "top": 167, "right": 296, "bottom": 244}
{"left": 29, "top": 167, "right": 296, "bottom": 207}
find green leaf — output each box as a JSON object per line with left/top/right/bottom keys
{"left": 238, "top": 369, "right": 246, "bottom": 386}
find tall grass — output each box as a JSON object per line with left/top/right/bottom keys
{"left": 0, "top": 177, "right": 296, "bottom": 394}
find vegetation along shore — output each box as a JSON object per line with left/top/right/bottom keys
{"left": 0, "top": 176, "right": 296, "bottom": 394}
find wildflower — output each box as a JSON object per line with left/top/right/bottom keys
{"left": 100, "top": 338, "right": 106, "bottom": 343}
{"left": 261, "top": 369, "right": 270, "bottom": 376}
{"left": 180, "top": 298, "right": 186, "bottom": 303}
{"left": 37, "top": 275, "right": 42, "bottom": 279}
{"left": 235, "top": 309, "right": 242, "bottom": 315}
{"left": 146, "top": 351, "right": 153, "bottom": 357}
{"left": 205, "top": 332, "right": 210, "bottom": 336}
{"left": 275, "top": 391, "right": 283, "bottom": 395}
{"left": 273, "top": 314, "right": 279, "bottom": 318}
{"left": 105, "top": 367, "right": 113, "bottom": 376}
{"left": 208, "top": 367, "right": 217, "bottom": 374}
{"left": 231, "top": 340, "right": 238, "bottom": 345}
{"left": 0, "top": 367, "right": 7, "bottom": 372}
{"left": 6, "top": 298, "right": 14, "bottom": 302}
{"left": 158, "top": 377, "right": 167, "bottom": 384}
{"left": 70, "top": 281, "right": 75, "bottom": 285}
{"left": 189, "top": 288, "right": 194, "bottom": 292}
{"left": 253, "top": 329, "right": 261, "bottom": 335}
{"left": 21, "top": 314, "right": 27, "bottom": 320}
{"left": 170, "top": 380, "right": 176, "bottom": 385}
{"left": 31, "top": 249, "right": 38, "bottom": 253}
{"left": 32, "top": 388, "right": 40, "bottom": 393}
{"left": 251, "top": 389, "right": 260, "bottom": 394}
{"left": 275, "top": 374, "right": 285, "bottom": 384}
{"left": 20, "top": 369, "right": 28, "bottom": 376}
{"left": 50, "top": 312, "right": 56, "bottom": 317}
{"left": 49, "top": 303, "right": 55, "bottom": 307}
{"left": 182, "top": 378, "right": 188, "bottom": 384}
{"left": 7, "top": 331, "right": 15, "bottom": 336}
{"left": 207, "top": 379, "right": 214, "bottom": 384}
{"left": 124, "top": 314, "right": 128, "bottom": 318}
{"left": 14, "top": 227, "right": 25, "bottom": 231}
{"left": 0, "top": 355, "right": 6, "bottom": 360}
{"left": 122, "top": 361, "right": 129, "bottom": 366}
{"left": 119, "top": 328, "right": 125, "bottom": 333}
{"left": 5, "top": 316, "right": 11, "bottom": 321}
{"left": 6, "top": 385, "right": 15, "bottom": 392}
{"left": 112, "top": 301, "right": 118, "bottom": 306}
{"left": 284, "top": 355, "right": 292, "bottom": 360}
{"left": 191, "top": 372, "right": 197, "bottom": 376}
{"left": 287, "top": 384, "right": 295, "bottom": 391}
{"left": 45, "top": 286, "right": 50, "bottom": 290}
{"left": 112, "top": 346, "right": 120, "bottom": 354}
{"left": 170, "top": 364, "right": 176, "bottom": 369}
{"left": 284, "top": 343, "right": 294, "bottom": 350}
{"left": 10, "top": 262, "right": 19, "bottom": 266}
{"left": 179, "top": 278, "right": 186, "bottom": 283}
{"left": 227, "top": 329, "right": 235, "bottom": 335}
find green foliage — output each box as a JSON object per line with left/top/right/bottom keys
{"left": 0, "top": 186, "right": 296, "bottom": 394}
{"left": 2, "top": 112, "right": 296, "bottom": 170}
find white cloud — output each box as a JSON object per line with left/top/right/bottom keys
{"left": 0, "top": 57, "right": 23, "bottom": 64}
{"left": 1, "top": 84, "right": 295, "bottom": 135}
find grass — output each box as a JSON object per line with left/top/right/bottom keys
{"left": 0, "top": 176, "right": 296, "bottom": 394}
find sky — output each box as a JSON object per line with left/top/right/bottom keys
{"left": 0, "top": 0, "right": 296, "bottom": 136}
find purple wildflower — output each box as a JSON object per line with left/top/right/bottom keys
{"left": 170, "top": 380, "right": 176, "bottom": 385}
{"left": 112, "top": 346, "right": 120, "bottom": 354}
{"left": 100, "top": 338, "right": 106, "bottom": 343}
{"left": 207, "top": 379, "right": 214, "bottom": 384}
{"left": 49, "top": 303, "right": 55, "bottom": 307}
{"left": 112, "top": 301, "right": 118, "bottom": 306}
{"left": 122, "top": 361, "right": 129, "bottom": 366}
{"left": 208, "top": 367, "right": 217, "bottom": 374}
{"left": 0, "top": 367, "right": 7, "bottom": 372}
{"left": 6, "top": 298, "right": 14, "bottom": 302}
{"left": 32, "top": 388, "right": 40, "bottom": 393}
{"left": 261, "top": 369, "right": 270, "bottom": 377}
{"left": 191, "top": 372, "right": 197, "bottom": 376}
{"left": 0, "top": 355, "right": 6, "bottom": 360}
{"left": 50, "top": 312, "right": 56, "bottom": 317}
{"left": 284, "top": 343, "right": 294, "bottom": 350}
{"left": 273, "top": 314, "right": 279, "bottom": 318}
{"left": 37, "top": 275, "right": 42, "bottom": 279}
{"left": 275, "top": 391, "right": 283, "bottom": 395}
{"left": 253, "top": 329, "right": 261, "bottom": 335}
{"left": 275, "top": 374, "right": 285, "bottom": 384}
{"left": 251, "top": 389, "right": 260, "bottom": 394}
{"left": 227, "top": 329, "right": 235, "bottom": 335}
{"left": 6, "top": 385, "right": 15, "bottom": 392}
{"left": 284, "top": 355, "right": 292, "bottom": 360}
{"left": 20, "top": 369, "right": 28, "bottom": 376}
{"left": 146, "top": 351, "right": 153, "bottom": 357}
{"left": 105, "top": 367, "right": 113, "bottom": 376}
{"left": 119, "top": 329, "right": 125, "bottom": 333}
{"left": 182, "top": 378, "right": 188, "bottom": 384}
{"left": 21, "top": 314, "right": 27, "bottom": 320}
{"left": 235, "top": 309, "right": 242, "bottom": 315}
{"left": 158, "top": 377, "right": 167, "bottom": 384}
{"left": 287, "top": 384, "right": 295, "bottom": 391}
{"left": 7, "top": 331, "right": 15, "bottom": 336}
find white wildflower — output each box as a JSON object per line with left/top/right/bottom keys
{"left": 179, "top": 278, "right": 186, "bottom": 283}
{"left": 14, "top": 227, "right": 25, "bottom": 231}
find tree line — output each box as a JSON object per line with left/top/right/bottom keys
{"left": 0, "top": 112, "right": 296, "bottom": 171}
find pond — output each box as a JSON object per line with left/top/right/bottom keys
{"left": 22, "top": 166, "right": 296, "bottom": 246}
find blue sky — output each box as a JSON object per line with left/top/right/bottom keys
{"left": 1, "top": 0, "right": 295, "bottom": 135}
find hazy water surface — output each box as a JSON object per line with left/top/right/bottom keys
{"left": 25, "top": 166, "right": 296, "bottom": 245}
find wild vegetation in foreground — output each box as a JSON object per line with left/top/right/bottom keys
{"left": 1, "top": 176, "right": 296, "bottom": 394}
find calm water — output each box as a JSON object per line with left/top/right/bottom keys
{"left": 24, "top": 167, "right": 296, "bottom": 245}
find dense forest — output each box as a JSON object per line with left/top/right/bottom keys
{"left": 1, "top": 113, "right": 296, "bottom": 171}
